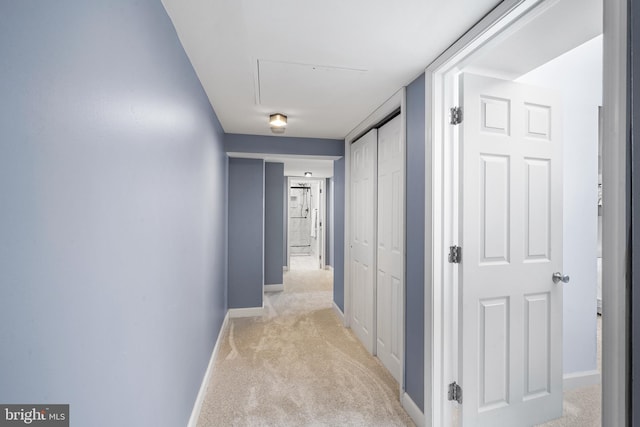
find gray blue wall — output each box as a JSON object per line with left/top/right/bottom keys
{"left": 228, "top": 158, "right": 265, "bottom": 308}
{"left": 0, "top": 2, "right": 228, "bottom": 426}
{"left": 405, "top": 74, "right": 426, "bottom": 410}
{"left": 326, "top": 178, "right": 332, "bottom": 267}
{"left": 226, "top": 134, "right": 344, "bottom": 157}
{"left": 333, "top": 158, "right": 346, "bottom": 311}
{"left": 265, "top": 163, "right": 285, "bottom": 285}
{"left": 224, "top": 133, "right": 344, "bottom": 274}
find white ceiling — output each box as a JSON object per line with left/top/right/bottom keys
{"left": 464, "top": 0, "right": 602, "bottom": 79}
{"left": 161, "top": 0, "right": 502, "bottom": 139}
{"left": 161, "top": 0, "right": 602, "bottom": 140}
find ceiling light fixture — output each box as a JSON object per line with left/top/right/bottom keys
{"left": 269, "top": 113, "right": 287, "bottom": 128}
{"left": 304, "top": 172, "right": 312, "bottom": 177}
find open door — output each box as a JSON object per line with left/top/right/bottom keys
{"left": 457, "top": 73, "right": 564, "bottom": 426}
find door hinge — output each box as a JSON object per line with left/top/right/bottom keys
{"left": 448, "top": 245, "right": 461, "bottom": 264}
{"left": 448, "top": 381, "right": 462, "bottom": 404}
{"left": 450, "top": 106, "right": 463, "bottom": 125}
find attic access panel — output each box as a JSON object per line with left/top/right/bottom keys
{"left": 256, "top": 59, "right": 368, "bottom": 108}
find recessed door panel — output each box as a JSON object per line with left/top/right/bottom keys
{"left": 525, "top": 159, "right": 551, "bottom": 262}
{"left": 479, "top": 298, "right": 510, "bottom": 411}
{"left": 525, "top": 103, "right": 552, "bottom": 140}
{"left": 480, "top": 155, "right": 511, "bottom": 265}
{"left": 481, "top": 96, "right": 511, "bottom": 135}
{"left": 524, "top": 293, "right": 551, "bottom": 399}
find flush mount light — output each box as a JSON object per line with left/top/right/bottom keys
{"left": 269, "top": 113, "right": 287, "bottom": 128}
{"left": 304, "top": 172, "right": 312, "bottom": 177}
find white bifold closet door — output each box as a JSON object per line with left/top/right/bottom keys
{"left": 376, "top": 115, "right": 403, "bottom": 383}
{"left": 350, "top": 129, "right": 377, "bottom": 353}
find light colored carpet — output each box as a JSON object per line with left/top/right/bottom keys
{"left": 289, "top": 254, "right": 321, "bottom": 271}
{"left": 283, "top": 267, "right": 333, "bottom": 293}
{"left": 538, "top": 315, "right": 602, "bottom": 427}
{"left": 197, "top": 270, "right": 414, "bottom": 427}
{"left": 199, "top": 268, "right": 601, "bottom": 427}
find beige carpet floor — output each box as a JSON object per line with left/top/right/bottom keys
{"left": 538, "top": 315, "right": 602, "bottom": 427}
{"left": 289, "top": 254, "right": 321, "bottom": 271}
{"left": 199, "top": 267, "right": 602, "bottom": 426}
{"left": 197, "top": 269, "right": 414, "bottom": 427}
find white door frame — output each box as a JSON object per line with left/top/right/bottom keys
{"left": 344, "top": 88, "right": 407, "bottom": 395}
{"left": 424, "top": 0, "right": 628, "bottom": 426}
{"left": 287, "top": 176, "right": 326, "bottom": 269}
{"left": 320, "top": 178, "right": 326, "bottom": 270}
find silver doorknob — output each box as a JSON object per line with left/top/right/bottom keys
{"left": 552, "top": 272, "right": 570, "bottom": 284}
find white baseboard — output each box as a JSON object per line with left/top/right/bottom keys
{"left": 264, "top": 284, "right": 284, "bottom": 292}
{"left": 187, "top": 312, "right": 230, "bottom": 427}
{"left": 563, "top": 369, "right": 601, "bottom": 390}
{"left": 283, "top": 266, "right": 289, "bottom": 271}
{"left": 228, "top": 305, "right": 265, "bottom": 318}
{"left": 325, "top": 265, "right": 334, "bottom": 271}
{"left": 401, "top": 392, "right": 425, "bottom": 427}
{"left": 332, "top": 301, "right": 345, "bottom": 324}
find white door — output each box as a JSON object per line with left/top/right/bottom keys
{"left": 458, "top": 73, "right": 563, "bottom": 426}
{"left": 376, "top": 115, "right": 404, "bottom": 382}
{"left": 350, "top": 129, "right": 377, "bottom": 353}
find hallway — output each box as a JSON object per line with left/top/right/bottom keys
{"left": 196, "top": 269, "right": 414, "bottom": 426}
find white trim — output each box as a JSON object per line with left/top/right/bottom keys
{"left": 423, "top": 69, "right": 434, "bottom": 427}
{"left": 287, "top": 176, "right": 291, "bottom": 271}
{"left": 264, "top": 284, "right": 284, "bottom": 292}
{"left": 283, "top": 266, "right": 289, "bottom": 271}
{"left": 320, "top": 179, "right": 326, "bottom": 270}
{"left": 345, "top": 90, "right": 405, "bottom": 142}
{"left": 332, "top": 301, "right": 345, "bottom": 324}
{"left": 401, "top": 392, "right": 425, "bottom": 427}
{"left": 228, "top": 306, "right": 265, "bottom": 318}
{"left": 399, "top": 92, "right": 408, "bottom": 399}
{"left": 187, "top": 312, "right": 230, "bottom": 427}
{"left": 343, "top": 132, "right": 351, "bottom": 330}
{"left": 325, "top": 265, "right": 334, "bottom": 272}
{"left": 563, "top": 370, "right": 601, "bottom": 391}
{"left": 602, "top": 0, "right": 628, "bottom": 424}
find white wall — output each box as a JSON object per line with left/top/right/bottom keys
{"left": 517, "top": 35, "right": 602, "bottom": 375}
